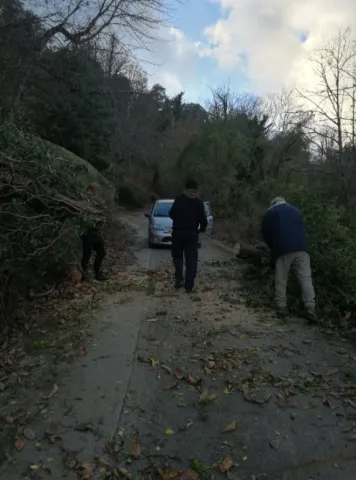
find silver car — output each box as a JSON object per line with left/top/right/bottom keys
{"left": 145, "top": 199, "right": 213, "bottom": 248}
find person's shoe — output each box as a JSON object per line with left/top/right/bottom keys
{"left": 174, "top": 280, "right": 184, "bottom": 289}
{"left": 95, "top": 272, "right": 107, "bottom": 282}
{"left": 306, "top": 310, "right": 318, "bottom": 324}
{"left": 277, "top": 306, "right": 289, "bottom": 318}
{"left": 185, "top": 288, "right": 194, "bottom": 294}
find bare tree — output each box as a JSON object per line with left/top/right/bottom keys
{"left": 14, "top": 0, "right": 170, "bottom": 107}
{"left": 207, "top": 86, "right": 263, "bottom": 121}
{"left": 298, "top": 28, "right": 356, "bottom": 199}
{"left": 265, "top": 89, "right": 310, "bottom": 134}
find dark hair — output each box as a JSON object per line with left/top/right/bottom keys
{"left": 185, "top": 178, "right": 198, "bottom": 190}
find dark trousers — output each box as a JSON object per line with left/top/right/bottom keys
{"left": 81, "top": 231, "right": 106, "bottom": 276}
{"left": 171, "top": 231, "right": 199, "bottom": 290}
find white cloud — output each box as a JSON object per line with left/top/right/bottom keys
{"left": 141, "top": 26, "right": 200, "bottom": 97}
{"left": 203, "top": 0, "right": 356, "bottom": 94}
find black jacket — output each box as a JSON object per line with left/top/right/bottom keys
{"left": 169, "top": 190, "right": 208, "bottom": 234}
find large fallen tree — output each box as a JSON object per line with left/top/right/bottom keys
{"left": 233, "top": 240, "right": 270, "bottom": 265}
{"left": 0, "top": 116, "right": 113, "bottom": 326}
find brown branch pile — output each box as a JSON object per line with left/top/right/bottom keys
{"left": 0, "top": 119, "right": 107, "bottom": 326}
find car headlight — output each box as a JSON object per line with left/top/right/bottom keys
{"left": 151, "top": 224, "right": 165, "bottom": 231}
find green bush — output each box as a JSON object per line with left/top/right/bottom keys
{"left": 118, "top": 180, "right": 146, "bottom": 208}
{"left": 284, "top": 183, "right": 356, "bottom": 318}
{"left": 0, "top": 115, "right": 113, "bottom": 326}
{"left": 240, "top": 178, "right": 356, "bottom": 321}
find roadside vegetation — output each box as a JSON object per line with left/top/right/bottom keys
{"left": 1, "top": 0, "right": 356, "bottom": 328}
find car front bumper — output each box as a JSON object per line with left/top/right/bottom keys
{"left": 150, "top": 231, "right": 172, "bottom": 245}
{"left": 150, "top": 232, "right": 204, "bottom": 247}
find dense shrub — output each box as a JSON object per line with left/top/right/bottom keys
{"left": 117, "top": 180, "right": 146, "bottom": 208}
{"left": 0, "top": 116, "right": 113, "bottom": 326}
{"left": 237, "top": 179, "right": 356, "bottom": 320}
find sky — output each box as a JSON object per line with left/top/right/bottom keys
{"left": 142, "top": 0, "right": 356, "bottom": 102}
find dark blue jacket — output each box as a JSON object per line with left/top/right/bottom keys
{"left": 169, "top": 192, "right": 207, "bottom": 234}
{"left": 261, "top": 203, "right": 308, "bottom": 259}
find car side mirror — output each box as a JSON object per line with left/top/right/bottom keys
{"left": 144, "top": 213, "right": 150, "bottom": 218}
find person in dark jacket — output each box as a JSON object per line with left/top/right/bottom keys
{"left": 81, "top": 184, "right": 106, "bottom": 281}
{"left": 169, "top": 179, "right": 208, "bottom": 293}
{"left": 261, "top": 197, "right": 316, "bottom": 322}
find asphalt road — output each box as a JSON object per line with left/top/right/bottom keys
{"left": 2, "top": 213, "right": 356, "bottom": 480}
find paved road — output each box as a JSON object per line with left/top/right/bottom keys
{"left": 2, "top": 213, "right": 356, "bottom": 480}
{"left": 126, "top": 211, "right": 226, "bottom": 270}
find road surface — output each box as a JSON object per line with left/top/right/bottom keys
{"left": 1, "top": 212, "right": 356, "bottom": 480}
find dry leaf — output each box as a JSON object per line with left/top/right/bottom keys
{"left": 187, "top": 374, "right": 199, "bottom": 386}
{"left": 131, "top": 435, "right": 141, "bottom": 458}
{"left": 173, "top": 368, "right": 185, "bottom": 380}
{"left": 199, "top": 390, "right": 216, "bottom": 403}
{"left": 79, "top": 347, "right": 88, "bottom": 357}
{"left": 323, "top": 393, "right": 330, "bottom": 407}
{"left": 165, "top": 428, "right": 174, "bottom": 435}
{"left": 220, "top": 456, "right": 234, "bottom": 472}
{"left": 76, "top": 462, "right": 94, "bottom": 480}
{"left": 43, "top": 383, "right": 59, "bottom": 400}
{"left": 150, "top": 357, "right": 159, "bottom": 368}
{"left": 160, "top": 468, "right": 198, "bottom": 480}
{"left": 311, "top": 368, "right": 338, "bottom": 377}
{"left": 96, "top": 456, "right": 111, "bottom": 467}
{"left": 223, "top": 420, "right": 237, "bottom": 433}
{"left": 15, "top": 436, "right": 26, "bottom": 450}
{"left": 23, "top": 427, "right": 36, "bottom": 440}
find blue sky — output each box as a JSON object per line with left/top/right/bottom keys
{"left": 143, "top": 0, "right": 356, "bottom": 102}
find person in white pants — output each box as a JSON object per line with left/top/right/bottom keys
{"left": 261, "top": 197, "right": 317, "bottom": 323}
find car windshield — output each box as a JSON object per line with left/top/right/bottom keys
{"left": 153, "top": 202, "right": 173, "bottom": 217}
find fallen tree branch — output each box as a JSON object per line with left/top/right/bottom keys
{"left": 233, "top": 241, "right": 270, "bottom": 265}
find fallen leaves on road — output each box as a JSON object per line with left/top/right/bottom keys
{"left": 311, "top": 367, "right": 338, "bottom": 377}
{"left": 96, "top": 455, "right": 111, "bottom": 467}
{"left": 76, "top": 461, "right": 95, "bottom": 480}
{"left": 243, "top": 384, "right": 271, "bottom": 404}
{"left": 79, "top": 347, "right": 89, "bottom": 357}
{"left": 160, "top": 468, "right": 198, "bottom": 480}
{"left": 173, "top": 368, "right": 185, "bottom": 380}
{"left": 222, "top": 420, "right": 237, "bottom": 433}
{"left": 74, "top": 421, "right": 95, "bottom": 432}
{"left": 130, "top": 435, "right": 141, "bottom": 458}
{"left": 219, "top": 456, "right": 234, "bottom": 472}
{"left": 165, "top": 428, "right": 175, "bottom": 435}
{"left": 43, "top": 383, "right": 59, "bottom": 400}
{"left": 150, "top": 357, "right": 159, "bottom": 369}
{"left": 199, "top": 390, "right": 216, "bottom": 404}
{"left": 23, "top": 427, "right": 36, "bottom": 440}
{"left": 187, "top": 374, "right": 200, "bottom": 386}
{"left": 64, "top": 453, "right": 78, "bottom": 470}
{"left": 15, "top": 436, "right": 26, "bottom": 450}
{"left": 323, "top": 393, "right": 331, "bottom": 407}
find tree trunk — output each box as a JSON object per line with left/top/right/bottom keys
{"left": 234, "top": 241, "right": 270, "bottom": 265}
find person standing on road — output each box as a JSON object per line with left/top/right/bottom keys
{"left": 169, "top": 179, "right": 208, "bottom": 293}
{"left": 261, "top": 197, "right": 317, "bottom": 322}
{"left": 81, "top": 183, "right": 107, "bottom": 281}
